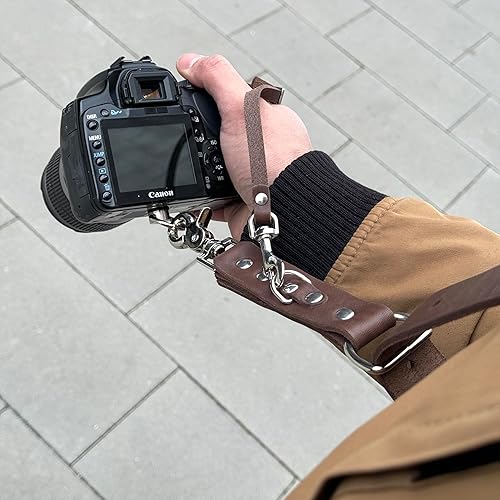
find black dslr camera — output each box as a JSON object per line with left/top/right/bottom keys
{"left": 41, "top": 56, "right": 237, "bottom": 232}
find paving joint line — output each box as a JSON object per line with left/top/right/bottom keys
{"left": 228, "top": 5, "right": 285, "bottom": 37}
{"left": 0, "top": 52, "right": 62, "bottom": 109}
{"left": 250, "top": 0, "right": 492, "bottom": 197}
{"left": 0, "top": 406, "right": 8, "bottom": 417}
{"left": 276, "top": 478, "right": 298, "bottom": 500}
{"left": 0, "top": 217, "right": 18, "bottom": 232}
{"left": 1, "top": 202, "right": 128, "bottom": 313}
{"left": 330, "top": 138, "right": 352, "bottom": 157}
{"left": 0, "top": 76, "right": 24, "bottom": 92}
{"left": 71, "top": 368, "right": 179, "bottom": 466}
{"left": 448, "top": 93, "right": 490, "bottom": 131}
{"left": 0, "top": 395, "right": 106, "bottom": 500}
{"left": 89, "top": 304, "right": 301, "bottom": 480}
{"left": 451, "top": 32, "right": 492, "bottom": 65}
{"left": 125, "top": 260, "right": 197, "bottom": 316}
{"left": 452, "top": 1, "right": 500, "bottom": 51}
{"left": 455, "top": 0, "right": 472, "bottom": 9}
{"left": 322, "top": 37, "right": 493, "bottom": 172}
{"left": 124, "top": 309, "right": 299, "bottom": 479}
{"left": 313, "top": 67, "right": 363, "bottom": 103}
{"left": 362, "top": 0, "right": 493, "bottom": 92}
{"left": 65, "top": 0, "right": 140, "bottom": 59}
{"left": 178, "top": 0, "right": 268, "bottom": 75}
{"left": 180, "top": 368, "right": 300, "bottom": 480}
{"left": 443, "top": 166, "right": 489, "bottom": 212}
{"left": 325, "top": 6, "right": 374, "bottom": 37}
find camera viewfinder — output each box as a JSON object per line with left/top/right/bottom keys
{"left": 140, "top": 80, "right": 163, "bottom": 100}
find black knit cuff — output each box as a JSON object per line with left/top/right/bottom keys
{"left": 242, "top": 151, "right": 385, "bottom": 280}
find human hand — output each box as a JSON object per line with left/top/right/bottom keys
{"left": 176, "top": 53, "right": 312, "bottom": 238}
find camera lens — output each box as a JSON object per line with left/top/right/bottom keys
{"left": 140, "top": 80, "right": 162, "bottom": 100}
{"left": 40, "top": 149, "right": 121, "bottom": 233}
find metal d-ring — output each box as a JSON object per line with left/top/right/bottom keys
{"left": 343, "top": 312, "right": 433, "bottom": 375}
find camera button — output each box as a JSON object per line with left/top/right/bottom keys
{"left": 194, "top": 128, "right": 204, "bottom": 142}
{"left": 87, "top": 120, "right": 99, "bottom": 130}
{"left": 102, "top": 191, "right": 112, "bottom": 202}
{"left": 100, "top": 109, "right": 110, "bottom": 117}
{"left": 92, "top": 140, "right": 102, "bottom": 149}
{"left": 96, "top": 157, "right": 106, "bottom": 167}
{"left": 99, "top": 174, "right": 109, "bottom": 183}
{"left": 210, "top": 153, "right": 223, "bottom": 166}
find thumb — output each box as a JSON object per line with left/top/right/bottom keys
{"left": 176, "top": 53, "right": 249, "bottom": 114}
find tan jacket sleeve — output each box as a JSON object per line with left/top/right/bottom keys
{"left": 288, "top": 196, "right": 500, "bottom": 500}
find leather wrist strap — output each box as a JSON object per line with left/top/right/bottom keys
{"left": 213, "top": 77, "right": 500, "bottom": 399}
{"left": 244, "top": 82, "right": 283, "bottom": 226}
{"left": 214, "top": 242, "right": 397, "bottom": 351}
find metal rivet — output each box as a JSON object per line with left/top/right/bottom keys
{"left": 282, "top": 282, "right": 299, "bottom": 294}
{"left": 336, "top": 307, "right": 355, "bottom": 320}
{"left": 236, "top": 258, "right": 253, "bottom": 270}
{"left": 305, "top": 291, "right": 324, "bottom": 305}
{"left": 190, "top": 234, "right": 200, "bottom": 243}
{"left": 256, "top": 271, "right": 269, "bottom": 281}
{"left": 254, "top": 192, "right": 268, "bottom": 206}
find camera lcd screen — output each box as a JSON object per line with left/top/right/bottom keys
{"left": 106, "top": 122, "right": 196, "bottom": 193}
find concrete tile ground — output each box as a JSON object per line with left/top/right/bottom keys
{"left": 0, "top": 0, "right": 498, "bottom": 498}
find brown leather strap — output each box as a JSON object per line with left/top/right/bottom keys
{"left": 373, "top": 265, "right": 500, "bottom": 397}
{"left": 379, "top": 340, "right": 445, "bottom": 399}
{"left": 375, "top": 265, "right": 500, "bottom": 365}
{"left": 214, "top": 242, "right": 397, "bottom": 351}
{"left": 244, "top": 83, "right": 283, "bottom": 226}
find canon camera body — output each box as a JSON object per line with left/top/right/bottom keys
{"left": 41, "top": 56, "right": 237, "bottom": 232}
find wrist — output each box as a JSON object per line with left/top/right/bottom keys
{"left": 242, "top": 151, "right": 386, "bottom": 279}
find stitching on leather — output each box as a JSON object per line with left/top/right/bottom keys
{"left": 326, "top": 197, "right": 403, "bottom": 286}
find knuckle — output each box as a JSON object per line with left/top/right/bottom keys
{"left": 202, "top": 54, "right": 229, "bottom": 72}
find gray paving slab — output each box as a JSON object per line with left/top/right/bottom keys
{"left": 0, "top": 410, "right": 98, "bottom": 500}
{"left": 283, "top": 0, "right": 370, "bottom": 35}
{"left": 0, "top": 81, "right": 195, "bottom": 312}
{"left": 316, "top": 71, "right": 484, "bottom": 209}
{"left": 0, "top": 202, "right": 14, "bottom": 228}
{"left": 74, "top": 0, "right": 262, "bottom": 81}
{"left": 332, "top": 10, "right": 485, "bottom": 128}
{"left": 131, "top": 264, "right": 390, "bottom": 476}
{"left": 333, "top": 143, "right": 421, "bottom": 199}
{"left": 371, "top": 0, "right": 487, "bottom": 61}
{"left": 232, "top": 8, "right": 359, "bottom": 100}
{"left": 461, "top": 0, "right": 500, "bottom": 38}
{"left": 0, "top": 0, "right": 135, "bottom": 107}
{"left": 185, "top": 0, "right": 281, "bottom": 34}
{"left": 0, "top": 221, "right": 176, "bottom": 461}
{"left": 458, "top": 37, "right": 500, "bottom": 98}
{"left": 260, "top": 72, "right": 348, "bottom": 154}
{"left": 447, "top": 168, "right": 500, "bottom": 233}
{"left": 454, "top": 97, "right": 500, "bottom": 169}
{"left": 0, "top": 59, "right": 18, "bottom": 87}
{"left": 76, "top": 371, "right": 292, "bottom": 500}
